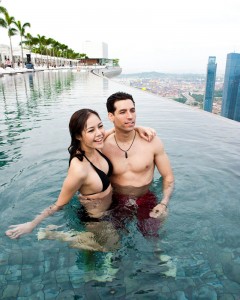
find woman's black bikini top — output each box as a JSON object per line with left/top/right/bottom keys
{"left": 80, "top": 149, "right": 113, "bottom": 196}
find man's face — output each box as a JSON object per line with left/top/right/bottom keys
{"left": 108, "top": 99, "right": 136, "bottom": 131}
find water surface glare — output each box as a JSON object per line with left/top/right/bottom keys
{"left": 0, "top": 70, "right": 240, "bottom": 299}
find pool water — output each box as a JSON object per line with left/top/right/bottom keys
{"left": 0, "top": 70, "right": 240, "bottom": 299}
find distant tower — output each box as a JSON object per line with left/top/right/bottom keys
{"left": 203, "top": 56, "right": 217, "bottom": 112}
{"left": 82, "top": 41, "right": 108, "bottom": 58}
{"left": 221, "top": 53, "right": 240, "bottom": 122}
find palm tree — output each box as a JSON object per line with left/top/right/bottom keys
{"left": 51, "top": 40, "right": 61, "bottom": 67}
{"left": 22, "top": 33, "right": 36, "bottom": 53}
{"left": 35, "top": 34, "right": 47, "bottom": 65}
{"left": 45, "top": 38, "right": 54, "bottom": 67}
{"left": 22, "top": 33, "right": 38, "bottom": 65}
{"left": 0, "top": 6, "right": 17, "bottom": 64}
{"left": 59, "top": 43, "right": 68, "bottom": 66}
{"left": 14, "top": 20, "right": 31, "bottom": 67}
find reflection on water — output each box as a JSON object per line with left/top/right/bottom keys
{"left": 0, "top": 71, "right": 76, "bottom": 169}
{"left": 0, "top": 70, "right": 240, "bottom": 299}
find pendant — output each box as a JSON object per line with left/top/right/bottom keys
{"left": 125, "top": 152, "right": 128, "bottom": 158}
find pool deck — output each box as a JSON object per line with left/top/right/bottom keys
{"left": 0, "top": 65, "right": 122, "bottom": 78}
{"left": 0, "top": 66, "right": 74, "bottom": 76}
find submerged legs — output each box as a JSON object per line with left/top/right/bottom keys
{"left": 37, "top": 221, "right": 120, "bottom": 252}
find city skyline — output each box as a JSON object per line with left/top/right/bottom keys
{"left": 1, "top": 0, "right": 240, "bottom": 74}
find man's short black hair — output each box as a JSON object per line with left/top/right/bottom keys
{"left": 106, "top": 92, "right": 135, "bottom": 113}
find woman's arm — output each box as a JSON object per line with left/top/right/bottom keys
{"left": 5, "top": 204, "right": 62, "bottom": 239}
{"left": 135, "top": 126, "right": 156, "bottom": 142}
{"left": 104, "top": 128, "right": 115, "bottom": 140}
{"left": 105, "top": 126, "right": 156, "bottom": 142}
{"left": 5, "top": 161, "right": 83, "bottom": 239}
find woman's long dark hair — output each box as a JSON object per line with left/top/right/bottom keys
{"left": 68, "top": 109, "right": 101, "bottom": 165}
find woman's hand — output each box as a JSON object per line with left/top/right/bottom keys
{"left": 104, "top": 126, "right": 156, "bottom": 142}
{"left": 135, "top": 126, "right": 156, "bottom": 142}
{"left": 5, "top": 222, "right": 35, "bottom": 239}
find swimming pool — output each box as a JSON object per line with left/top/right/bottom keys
{"left": 0, "top": 70, "right": 240, "bottom": 299}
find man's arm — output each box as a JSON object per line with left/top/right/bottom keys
{"left": 149, "top": 137, "right": 174, "bottom": 219}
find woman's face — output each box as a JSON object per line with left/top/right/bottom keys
{"left": 80, "top": 114, "right": 105, "bottom": 150}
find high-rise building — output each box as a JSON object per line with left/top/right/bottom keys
{"left": 221, "top": 53, "right": 240, "bottom": 122}
{"left": 82, "top": 41, "right": 108, "bottom": 59}
{"left": 203, "top": 56, "right": 217, "bottom": 112}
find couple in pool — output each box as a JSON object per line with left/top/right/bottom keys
{"left": 6, "top": 92, "right": 174, "bottom": 251}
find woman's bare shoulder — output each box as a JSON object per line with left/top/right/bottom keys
{"left": 69, "top": 157, "right": 88, "bottom": 179}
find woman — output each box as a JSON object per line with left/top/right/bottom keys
{"left": 5, "top": 109, "right": 154, "bottom": 250}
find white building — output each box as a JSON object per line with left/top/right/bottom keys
{"left": 0, "top": 44, "right": 25, "bottom": 65}
{"left": 0, "top": 44, "right": 10, "bottom": 64}
{"left": 0, "top": 44, "right": 77, "bottom": 68}
{"left": 82, "top": 41, "right": 108, "bottom": 59}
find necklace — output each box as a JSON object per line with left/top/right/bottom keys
{"left": 114, "top": 131, "right": 136, "bottom": 158}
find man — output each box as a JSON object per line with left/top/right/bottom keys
{"left": 102, "top": 92, "right": 174, "bottom": 235}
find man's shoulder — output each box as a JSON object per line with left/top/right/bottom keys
{"left": 139, "top": 135, "right": 165, "bottom": 158}
{"left": 153, "top": 135, "right": 164, "bottom": 145}
{"left": 152, "top": 135, "right": 164, "bottom": 152}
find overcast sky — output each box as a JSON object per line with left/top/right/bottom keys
{"left": 1, "top": 0, "right": 240, "bottom": 74}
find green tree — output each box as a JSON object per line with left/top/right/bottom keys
{"left": 78, "top": 53, "right": 88, "bottom": 59}
{"left": 44, "top": 38, "right": 54, "bottom": 66}
{"left": 22, "top": 33, "right": 38, "bottom": 53}
{"left": 52, "top": 41, "right": 61, "bottom": 66}
{"left": 0, "top": 6, "right": 17, "bottom": 64}
{"left": 113, "top": 58, "right": 119, "bottom": 66}
{"left": 35, "top": 34, "right": 47, "bottom": 65}
{"left": 14, "top": 20, "right": 31, "bottom": 66}
{"left": 59, "top": 43, "right": 68, "bottom": 65}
